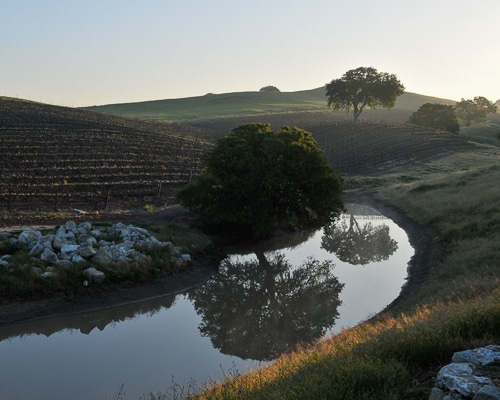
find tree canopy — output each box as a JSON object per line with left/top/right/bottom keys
{"left": 408, "top": 103, "right": 459, "bottom": 134}
{"left": 259, "top": 85, "right": 280, "bottom": 92}
{"left": 176, "top": 123, "right": 344, "bottom": 238}
{"left": 455, "top": 96, "right": 497, "bottom": 126}
{"left": 325, "top": 67, "right": 405, "bottom": 122}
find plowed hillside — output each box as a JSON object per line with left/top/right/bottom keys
{"left": 191, "top": 112, "right": 478, "bottom": 175}
{"left": 0, "top": 97, "right": 211, "bottom": 216}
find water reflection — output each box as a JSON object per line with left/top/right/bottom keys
{"left": 322, "top": 205, "right": 398, "bottom": 265}
{"left": 0, "top": 294, "right": 176, "bottom": 342}
{"left": 0, "top": 204, "right": 413, "bottom": 400}
{"left": 190, "top": 253, "right": 344, "bottom": 360}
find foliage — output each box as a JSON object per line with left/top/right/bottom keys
{"left": 259, "top": 85, "right": 280, "bottom": 92}
{"left": 408, "top": 103, "right": 460, "bottom": 133}
{"left": 455, "top": 96, "right": 497, "bottom": 126}
{"left": 325, "top": 67, "right": 405, "bottom": 122}
{"left": 176, "top": 123, "right": 344, "bottom": 238}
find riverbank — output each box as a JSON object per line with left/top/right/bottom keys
{"left": 0, "top": 190, "right": 427, "bottom": 327}
{"left": 0, "top": 205, "right": 223, "bottom": 326}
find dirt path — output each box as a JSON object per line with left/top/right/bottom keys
{"left": 0, "top": 194, "right": 434, "bottom": 326}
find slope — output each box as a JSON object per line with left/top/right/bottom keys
{"left": 83, "top": 87, "right": 456, "bottom": 122}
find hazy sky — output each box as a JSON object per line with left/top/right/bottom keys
{"left": 2, "top": 0, "right": 499, "bottom": 106}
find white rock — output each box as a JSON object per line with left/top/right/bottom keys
{"left": 28, "top": 243, "right": 45, "bottom": 257}
{"left": 65, "top": 221, "right": 78, "bottom": 233}
{"left": 436, "top": 363, "right": 493, "bottom": 398}
{"left": 92, "top": 248, "right": 113, "bottom": 265}
{"left": 83, "top": 267, "right": 105, "bottom": 282}
{"left": 71, "top": 254, "right": 85, "bottom": 263}
{"left": 61, "top": 244, "right": 79, "bottom": 254}
{"left": 452, "top": 347, "right": 500, "bottom": 367}
{"left": 90, "top": 229, "right": 101, "bottom": 238}
{"left": 18, "top": 230, "right": 42, "bottom": 247}
{"left": 40, "top": 248, "right": 59, "bottom": 264}
{"left": 181, "top": 254, "right": 191, "bottom": 263}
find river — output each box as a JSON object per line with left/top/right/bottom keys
{"left": 0, "top": 204, "right": 413, "bottom": 399}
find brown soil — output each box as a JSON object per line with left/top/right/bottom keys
{"left": 0, "top": 192, "right": 434, "bottom": 328}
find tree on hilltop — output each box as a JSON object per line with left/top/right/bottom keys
{"left": 326, "top": 67, "right": 405, "bottom": 122}
{"left": 260, "top": 85, "right": 280, "bottom": 92}
{"left": 176, "top": 123, "right": 344, "bottom": 238}
{"left": 455, "top": 96, "right": 497, "bottom": 126}
{"left": 408, "top": 103, "right": 459, "bottom": 134}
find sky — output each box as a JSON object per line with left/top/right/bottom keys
{"left": 1, "top": 0, "right": 499, "bottom": 107}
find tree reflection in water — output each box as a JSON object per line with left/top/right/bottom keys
{"left": 321, "top": 212, "right": 398, "bottom": 265}
{"left": 189, "top": 253, "right": 344, "bottom": 361}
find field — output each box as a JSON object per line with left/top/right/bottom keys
{"left": 0, "top": 97, "right": 211, "bottom": 222}
{"left": 0, "top": 97, "right": 477, "bottom": 225}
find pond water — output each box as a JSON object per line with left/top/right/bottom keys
{"left": 0, "top": 204, "right": 413, "bottom": 400}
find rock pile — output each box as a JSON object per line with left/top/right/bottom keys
{"left": 1, "top": 221, "right": 191, "bottom": 283}
{"left": 429, "top": 345, "right": 500, "bottom": 399}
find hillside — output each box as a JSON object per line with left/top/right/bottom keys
{"left": 0, "top": 97, "right": 477, "bottom": 222}
{"left": 84, "top": 87, "right": 457, "bottom": 122}
{"left": 0, "top": 97, "right": 211, "bottom": 218}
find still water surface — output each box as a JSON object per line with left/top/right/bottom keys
{"left": 0, "top": 204, "right": 413, "bottom": 399}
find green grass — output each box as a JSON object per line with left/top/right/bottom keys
{"left": 459, "top": 113, "right": 500, "bottom": 146}
{"left": 84, "top": 89, "right": 456, "bottom": 122}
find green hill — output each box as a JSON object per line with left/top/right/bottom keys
{"left": 84, "top": 87, "right": 456, "bottom": 122}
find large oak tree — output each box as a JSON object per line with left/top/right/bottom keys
{"left": 176, "top": 123, "right": 344, "bottom": 238}
{"left": 326, "top": 67, "right": 405, "bottom": 122}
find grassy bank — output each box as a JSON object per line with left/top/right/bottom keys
{"left": 160, "top": 145, "right": 499, "bottom": 399}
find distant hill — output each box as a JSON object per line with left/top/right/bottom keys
{"left": 84, "top": 87, "right": 457, "bottom": 122}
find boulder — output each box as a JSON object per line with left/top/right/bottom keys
{"left": 430, "top": 346, "right": 500, "bottom": 400}
{"left": 28, "top": 243, "right": 45, "bottom": 257}
{"left": 65, "top": 221, "right": 78, "bottom": 233}
{"left": 40, "top": 248, "right": 59, "bottom": 264}
{"left": 17, "top": 230, "right": 42, "bottom": 247}
{"left": 71, "top": 254, "right": 85, "bottom": 263}
{"left": 83, "top": 267, "right": 105, "bottom": 282}
{"left": 452, "top": 346, "right": 500, "bottom": 366}
{"left": 61, "top": 244, "right": 79, "bottom": 254}
{"left": 79, "top": 242, "right": 97, "bottom": 259}
{"left": 435, "top": 363, "right": 492, "bottom": 398}
{"left": 474, "top": 385, "right": 500, "bottom": 400}
{"left": 92, "top": 248, "right": 113, "bottom": 265}
{"left": 52, "top": 236, "right": 66, "bottom": 250}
